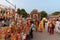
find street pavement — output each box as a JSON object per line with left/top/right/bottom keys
{"left": 32, "top": 30, "right": 60, "bottom": 40}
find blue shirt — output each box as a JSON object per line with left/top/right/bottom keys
{"left": 30, "top": 23, "right": 35, "bottom": 30}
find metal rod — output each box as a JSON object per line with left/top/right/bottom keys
{"left": 5, "top": 0, "right": 16, "bottom": 10}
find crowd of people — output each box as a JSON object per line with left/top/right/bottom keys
{"left": 39, "top": 17, "right": 60, "bottom": 35}
{"left": 0, "top": 11, "right": 60, "bottom": 40}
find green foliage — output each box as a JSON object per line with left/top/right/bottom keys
{"left": 2, "top": 10, "right": 5, "bottom": 16}
{"left": 40, "top": 11, "right": 47, "bottom": 19}
{"left": 16, "top": 8, "right": 21, "bottom": 14}
{"left": 16, "top": 8, "right": 28, "bottom": 18}
{"left": 52, "top": 12, "right": 60, "bottom": 15}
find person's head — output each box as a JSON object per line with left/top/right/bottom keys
{"left": 0, "top": 21, "right": 2, "bottom": 24}
{"left": 31, "top": 21, "right": 34, "bottom": 24}
{"left": 57, "top": 19, "right": 59, "bottom": 21}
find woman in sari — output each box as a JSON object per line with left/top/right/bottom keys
{"left": 35, "top": 20, "right": 38, "bottom": 32}
{"left": 39, "top": 20, "right": 43, "bottom": 32}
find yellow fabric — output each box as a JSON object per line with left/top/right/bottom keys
{"left": 39, "top": 20, "right": 43, "bottom": 32}
{"left": 35, "top": 21, "right": 38, "bottom": 32}
{"left": 35, "top": 25, "right": 38, "bottom": 32}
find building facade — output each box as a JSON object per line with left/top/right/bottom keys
{"left": 48, "top": 14, "right": 60, "bottom": 20}
{"left": 29, "top": 9, "right": 41, "bottom": 21}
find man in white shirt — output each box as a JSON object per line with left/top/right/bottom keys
{"left": 55, "top": 19, "right": 60, "bottom": 33}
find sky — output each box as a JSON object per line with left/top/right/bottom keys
{"left": 0, "top": 0, "right": 60, "bottom": 14}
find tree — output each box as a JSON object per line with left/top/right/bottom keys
{"left": 20, "top": 9, "right": 28, "bottom": 18}
{"left": 52, "top": 12, "right": 60, "bottom": 15}
{"left": 16, "top": 8, "right": 28, "bottom": 18}
{"left": 16, "top": 8, "right": 21, "bottom": 14}
{"left": 40, "top": 11, "right": 47, "bottom": 19}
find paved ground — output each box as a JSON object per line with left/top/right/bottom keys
{"left": 32, "top": 30, "right": 60, "bottom": 40}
